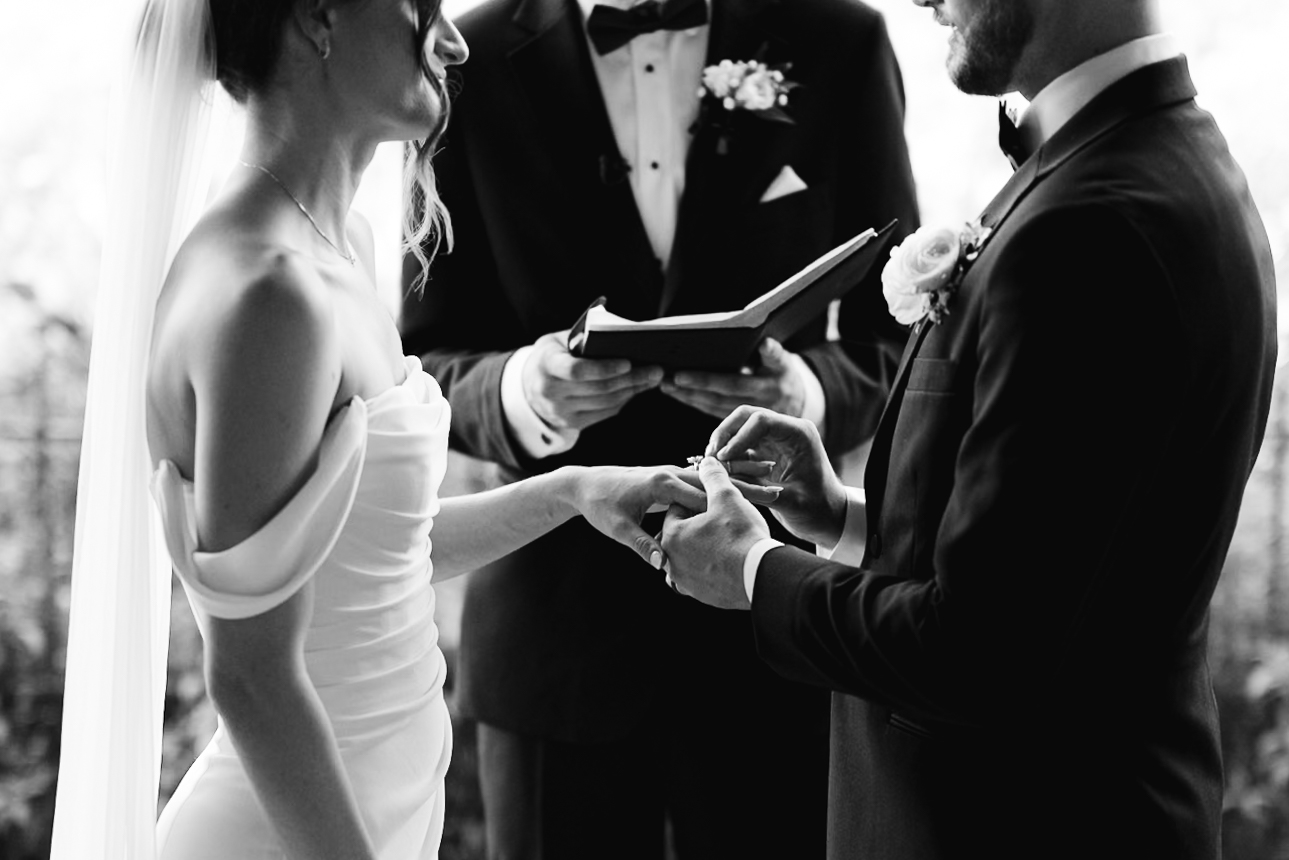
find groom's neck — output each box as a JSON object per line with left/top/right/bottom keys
{"left": 1012, "top": 0, "right": 1164, "bottom": 100}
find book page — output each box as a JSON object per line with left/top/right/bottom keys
{"left": 584, "top": 304, "right": 744, "bottom": 331}
{"left": 581, "top": 226, "right": 879, "bottom": 334}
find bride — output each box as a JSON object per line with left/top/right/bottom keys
{"left": 50, "top": 0, "right": 775, "bottom": 857}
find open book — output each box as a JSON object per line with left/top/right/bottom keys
{"left": 566, "top": 221, "right": 898, "bottom": 372}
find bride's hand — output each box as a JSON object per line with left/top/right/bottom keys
{"left": 571, "top": 465, "right": 781, "bottom": 569}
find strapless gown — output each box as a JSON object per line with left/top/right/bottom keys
{"left": 151, "top": 356, "right": 453, "bottom": 859}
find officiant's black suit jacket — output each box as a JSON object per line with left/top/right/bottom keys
{"left": 750, "top": 57, "right": 1277, "bottom": 859}
{"left": 400, "top": 0, "right": 917, "bottom": 744}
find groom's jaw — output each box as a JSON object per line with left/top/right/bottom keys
{"left": 934, "top": 0, "right": 1035, "bottom": 98}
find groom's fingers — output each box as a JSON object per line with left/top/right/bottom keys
{"left": 706, "top": 404, "right": 760, "bottom": 457}
{"left": 712, "top": 407, "right": 783, "bottom": 460}
{"left": 698, "top": 456, "right": 743, "bottom": 508}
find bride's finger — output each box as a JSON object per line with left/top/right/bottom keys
{"left": 725, "top": 459, "right": 775, "bottom": 479}
{"left": 729, "top": 477, "right": 782, "bottom": 507}
{"left": 659, "top": 467, "right": 777, "bottom": 507}
{"left": 653, "top": 473, "right": 708, "bottom": 512}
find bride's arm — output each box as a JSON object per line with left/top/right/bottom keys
{"left": 431, "top": 465, "right": 777, "bottom": 580}
{"left": 191, "top": 265, "right": 377, "bottom": 860}
{"left": 431, "top": 466, "right": 686, "bottom": 579}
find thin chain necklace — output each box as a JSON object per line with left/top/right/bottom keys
{"left": 239, "top": 160, "right": 357, "bottom": 266}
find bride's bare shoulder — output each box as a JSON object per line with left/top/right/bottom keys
{"left": 158, "top": 203, "right": 339, "bottom": 364}
{"left": 147, "top": 204, "right": 343, "bottom": 467}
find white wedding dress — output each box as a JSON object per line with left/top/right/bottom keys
{"left": 150, "top": 355, "right": 453, "bottom": 859}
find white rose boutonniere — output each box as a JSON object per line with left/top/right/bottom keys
{"left": 881, "top": 220, "right": 993, "bottom": 326}
{"left": 693, "top": 54, "right": 797, "bottom": 154}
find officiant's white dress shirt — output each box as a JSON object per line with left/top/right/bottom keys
{"left": 499, "top": 0, "right": 826, "bottom": 458}
{"left": 741, "top": 34, "right": 1184, "bottom": 602}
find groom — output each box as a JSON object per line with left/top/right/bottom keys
{"left": 662, "top": 0, "right": 1278, "bottom": 857}
{"left": 400, "top": 0, "right": 918, "bottom": 854}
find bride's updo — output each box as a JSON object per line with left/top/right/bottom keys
{"left": 208, "top": 0, "right": 294, "bottom": 103}
{"left": 206, "top": 0, "right": 454, "bottom": 288}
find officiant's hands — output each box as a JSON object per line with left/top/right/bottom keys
{"left": 572, "top": 464, "right": 781, "bottom": 571}
{"left": 660, "top": 338, "right": 807, "bottom": 420}
{"left": 524, "top": 330, "right": 665, "bottom": 431}
{"left": 705, "top": 406, "right": 849, "bottom": 550}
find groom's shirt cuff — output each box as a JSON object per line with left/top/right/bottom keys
{"left": 501, "top": 346, "right": 580, "bottom": 459}
{"left": 819, "top": 486, "right": 867, "bottom": 567}
{"left": 743, "top": 538, "right": 785, "bottom": 603}
{"left": 742, "top": 487, "right": 868, "bottom": 602}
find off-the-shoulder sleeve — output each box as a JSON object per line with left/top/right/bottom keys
{"left": 151, "top": 398, "right": 368, "bottom": 620}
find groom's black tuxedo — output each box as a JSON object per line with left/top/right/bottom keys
{"left": 750, "top": 57, "right": 1277, "bottom": 859}
{"left": 400, "top": 0, "right": 917, "bottom": 850}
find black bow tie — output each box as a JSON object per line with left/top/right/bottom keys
{"left": 586, "top": 0, "right": 709, "bottom": 56}
{"left": 997, "top": 102, "right": 1031, "bottom": 171}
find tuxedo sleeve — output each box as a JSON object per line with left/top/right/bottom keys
{"left": 796, "top": 13, "right": 918, "bottom": 455}
{"left": 399, "top": 121, "right": 536, "bottom": 472}
{"left": 751, "top": 205, "right": 1188, "bottom": 726}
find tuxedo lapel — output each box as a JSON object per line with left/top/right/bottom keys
{"left": 860, "top": 320, "right": 930, "bottom": 561}
{"left": 861, "top": 57, "right": 1200, "bottom": 556}
{"left": 508, "top": 0, "right": 664, "bottom": 314}
{"left": 862, "top": 152, "right": 1044, "bottom": 553}
{"left": 660, "top": 0, "right": 792, "bottom": 314}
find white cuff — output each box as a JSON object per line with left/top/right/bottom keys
{"left": 743, "top": 538, "right": 785, "bottom": 603}
{"left": 817, "top": 486, "right": 866, "bottom": 567}
{"left": 792, "top": 352, "right": 826, "bottom": 436}
{"left": 501, "top": 346, "right": 580, "bottom": 459}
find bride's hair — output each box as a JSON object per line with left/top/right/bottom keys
{"left": 403, "top": 0, "right": 454, "bottom": 294}
{"left": 206, "top": 0, "right": 453, "bottom": 291}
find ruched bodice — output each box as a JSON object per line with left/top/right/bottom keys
{"left": 152, "top": 356, "right": 454, "bottom": 859}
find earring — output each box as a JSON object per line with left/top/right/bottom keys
{"left": 317, "top": 39, "right": 331, "bottom": 60}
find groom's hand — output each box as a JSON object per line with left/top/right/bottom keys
{"left": 659, "top": 338, "right": 807, "bottom": 420}
{"left": 662, "top": 457, "right": 771, "bottom": 610}
{"left": 523, "top": 331, "right": 664, "bottom": 431}
{"left": 707, "top": 405, "right": 849, "bottom": 549}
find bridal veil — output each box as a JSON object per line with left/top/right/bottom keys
{"left": 52, "top": 0, "right": 218, "bottom": 855}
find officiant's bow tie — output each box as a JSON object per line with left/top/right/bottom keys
{"left": 586, "top": 0, "right": 709, "bottom": 55}
{"left": 997, "top": 101, "right": 1033, "bottom": 171}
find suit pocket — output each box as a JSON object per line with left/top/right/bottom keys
{"left": 906, "top": 358, "right": 958, "bottom": 393}
{"left": 749, "top": 182, "right": 825, "bottom": 216}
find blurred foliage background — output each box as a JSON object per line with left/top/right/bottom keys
{"left": 1, "top": 0, "right": 1286, "bottom": 858}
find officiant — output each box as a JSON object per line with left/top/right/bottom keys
{"left": 399, "top": 0, "right": 918, "bottom": 854}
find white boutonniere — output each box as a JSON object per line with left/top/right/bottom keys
{"left": 881, "top": 220, "right": 993, "bottom": 327}
{"left": 692, "top": 55, "right": 798, "bottom": 154}
{"left": 699, "top": 59, "right": 795, "bottom": 116}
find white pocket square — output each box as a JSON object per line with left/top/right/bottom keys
{"left": 759, "top": 165, "right": 808, "bottom": 203}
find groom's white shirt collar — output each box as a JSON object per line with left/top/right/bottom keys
{"left": 1019, "top": 34, "right": 1181, "bottom": 149}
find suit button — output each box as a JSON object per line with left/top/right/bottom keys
{"left": 869, "top": 532, "right": 882, "bottom": 559}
